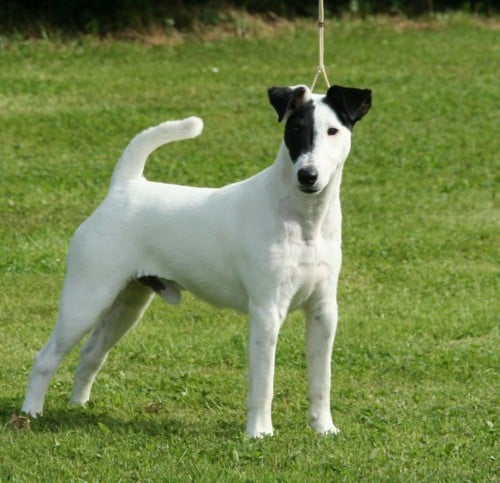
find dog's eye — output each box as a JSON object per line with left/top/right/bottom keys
{"left": 327, "top": 127, "right": 339, "bottom": 136}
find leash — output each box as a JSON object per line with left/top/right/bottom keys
{"left": 310, "top": 0, "right": 331, "bottom": 91}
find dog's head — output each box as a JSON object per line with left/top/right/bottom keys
{"left": 268, "top": 85, "right": 371, "bottom": 194}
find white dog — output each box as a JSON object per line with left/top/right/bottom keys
{"left": 22, "top": 84, "right": 371, "bottom": 437}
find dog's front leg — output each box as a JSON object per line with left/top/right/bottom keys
{"left": 305, "top": 288, "right": 340, "bottom": 435}
{"left": 246, "top": 304, "right": 283, "bottom": 438}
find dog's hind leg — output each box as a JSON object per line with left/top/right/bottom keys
{"left": 70, "top": 281, "right": 154, "bottom": 406}
{"left": 22, "top": 278, "right": 125, "bottom": 417}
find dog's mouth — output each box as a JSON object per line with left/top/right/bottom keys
{"left": 299, "top": 185, "right": 320, "bottom": 194}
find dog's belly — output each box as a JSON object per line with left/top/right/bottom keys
{"left": 181, "top": 276, "right": 249, "bottom": 312}
{"left": 140, "top": 255, "right": 249, "bottom": 313}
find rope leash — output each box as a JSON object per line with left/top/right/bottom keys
{"left": 310, "top": 0, "right": 331, "bottom": 91}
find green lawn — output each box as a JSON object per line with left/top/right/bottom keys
{"left": 1, "top": 15, "right": 498, "bottom": 481}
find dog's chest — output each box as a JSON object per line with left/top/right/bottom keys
{"left": 276, "top": 229, "right": 338, "bottom": 310}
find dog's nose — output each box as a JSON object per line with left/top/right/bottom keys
{"left": 297, "top": 166, "right": 318, "bottom": 187}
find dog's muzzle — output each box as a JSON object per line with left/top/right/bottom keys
{"left": 297, "top": 166, "right": 319, "bottom": 193}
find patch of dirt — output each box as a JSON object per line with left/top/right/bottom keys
{"left": 5, "top": 414, "right": 31, "bottom": 431}
{"left": 114, "top": 9, "right": 299, "bottom": 46}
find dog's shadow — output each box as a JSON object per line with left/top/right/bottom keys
{"left": 0, "top": 396, "right": 237, "bottom": 439}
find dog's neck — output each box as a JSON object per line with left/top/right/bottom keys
{"left": 270, "top": 142, "right": 342, "bottom": 242}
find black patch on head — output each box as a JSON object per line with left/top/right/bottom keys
{"left": 284, "top": 101, "right": 315, "bottom": 162}
{"left": 323, "top": 85, "right": 372, "bottom": 130}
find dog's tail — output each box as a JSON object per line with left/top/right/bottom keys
{"left": 110, "top": 116, "right": 204, "bottom": 187}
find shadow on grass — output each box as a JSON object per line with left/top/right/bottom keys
{"left": 0, "top": 396, "right": 239, "bottom": 439}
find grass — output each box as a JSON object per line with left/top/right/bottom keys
{"left": 0, "top": 14, "right": 498, "bottom": 481}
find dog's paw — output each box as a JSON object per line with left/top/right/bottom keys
{"left": 309, "top": 414, "right": 340, "bottom": 435}
{"left": 246, "top": 429, "right": 274, "bottom": 439}
{"left": 20, "top": 406, "right": 42, "bottom": 418}
{"left": 246, "top": 420, "right": 274, "bottom": 439}
{"left": 322, "top": 424, "right": 340, "bottom": 435}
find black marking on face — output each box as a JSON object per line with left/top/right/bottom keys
{"left": 284, "top": 101, "right": 315, "bottom": 162}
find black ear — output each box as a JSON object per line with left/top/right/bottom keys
{"left": 268, "top": 86, "right": 309, "bottom": 123}
{"left": 325, "top": 85, "right": 372, "bottom": 129}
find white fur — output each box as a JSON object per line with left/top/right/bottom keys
{"left": 22, "top": 87, "right": 356, "bottom": 437}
